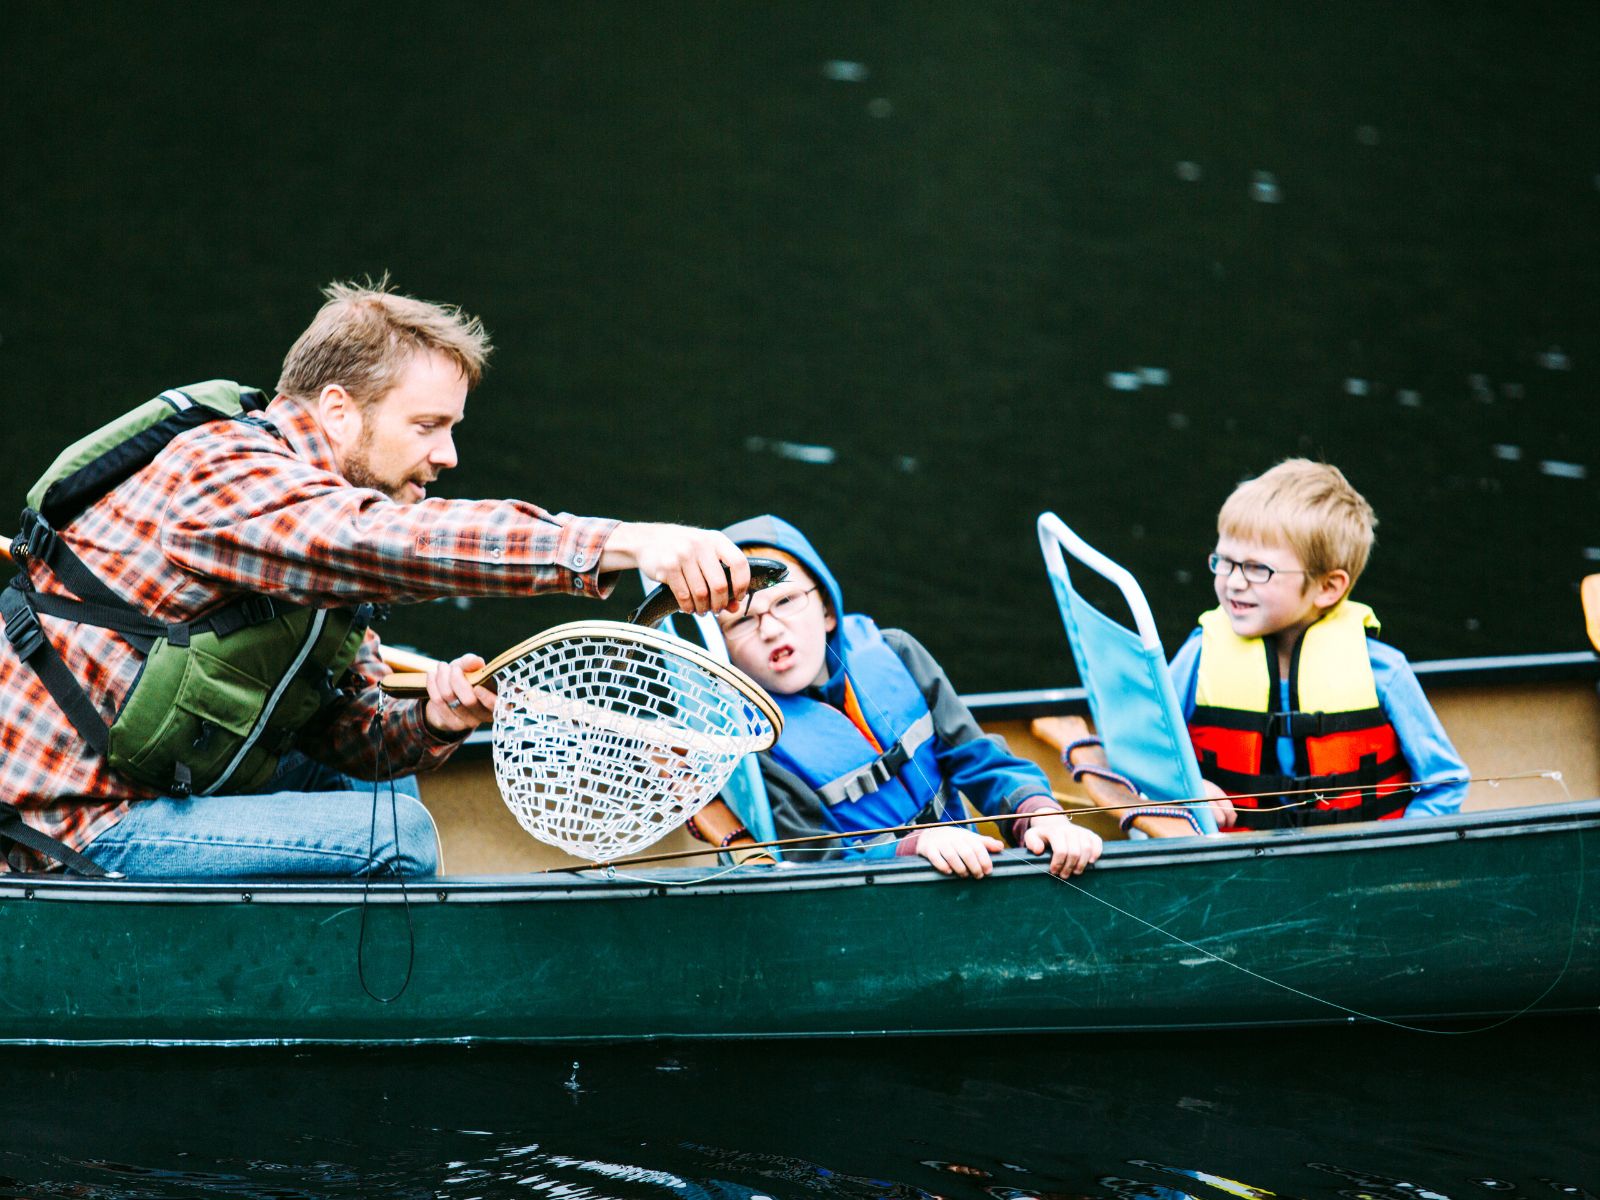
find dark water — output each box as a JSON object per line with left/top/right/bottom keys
{"left": 3, "top": 3, "right": 1599, "bottom": 1189}
{"left": 4, "top": 1025, "right": 1596, "bottom": 1199}
{"left": 3, "top": 3, "right": 1598, "bottom": 692}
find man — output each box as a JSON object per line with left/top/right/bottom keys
{"left": 0, "top": 280, "right": 752, "bottom": 878}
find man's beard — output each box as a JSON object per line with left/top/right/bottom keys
{"left": 343, "top": 423, "right": 427, "bottom": 503}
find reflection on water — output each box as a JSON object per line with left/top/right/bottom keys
{"left": 3, "top": 1024, "right": 1594, "bottom": 1198}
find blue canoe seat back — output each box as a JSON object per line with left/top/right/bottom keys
{"left": 1036, "top": 513, "right": 1216, "bottom": 833}
{"left": 633, "top": 573, "right": 780, "bottom": 858}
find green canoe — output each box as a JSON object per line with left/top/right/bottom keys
{"left": 0, "top": 652, "right": 1595, "bottom": 1046}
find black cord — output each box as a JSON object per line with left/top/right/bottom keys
{"left": 357, "top": 699, "right": 416, "bottom": 1003}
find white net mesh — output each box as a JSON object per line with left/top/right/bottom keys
{"left": 491, "top": 627, "right": 778, "bottom": 861}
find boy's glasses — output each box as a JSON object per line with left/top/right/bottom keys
{"left": 1208, "top": 553, "right": 1307, "bottom": 585}
{"left": 721, "top": 587, "right": 818, "bottom": 640}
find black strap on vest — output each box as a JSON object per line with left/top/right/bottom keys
{"left": 2, "top": 510, "right": 288, "bottom": 772}
{"left": 0, "top": 802, "right": 118, "bottom": 878}
{"left": 0, "top": 584, "right": 113, "bottom": 755}
{"left": 1190, "top": 704, "right": 1387, "bottom": 739}
{"left": 1197, "top": 749, "right": 1411, "bottom": 826}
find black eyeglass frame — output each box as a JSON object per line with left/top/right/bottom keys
{"left": 1207, "top": 553, "right": 1308, "bottom": 585}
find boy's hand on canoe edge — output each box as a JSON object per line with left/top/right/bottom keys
{"left": 915, "top": 828, "right": 1006, "bottom": 878}
{"left": 422, "top": 653, "right": 496, "bottom": 738}
{"left": 1022, "top": 811, "right": 1103, "bottom": 877}
{"left": 600, "top": 523, "right": 751, "bottom": 615}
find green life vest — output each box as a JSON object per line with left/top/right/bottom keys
{"left": 3, "top": 381, "right": 369, "bottom": 798}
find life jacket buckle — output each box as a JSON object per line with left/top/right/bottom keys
{"left": 0, "top": 591, "right": 44, "bottom": 661}
{"left": 239, "top": 595, "right": 278, "bottom": 626}
{"left": 1267, "top": 710, "right": 1325, "bottom": 739}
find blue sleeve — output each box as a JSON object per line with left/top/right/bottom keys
{"left": 934, "top": 733, "right": 1051, "bottom": 818}
{"left": 1369, "top": 642, "right": 1469, "bottom": 817}
{"left": 882, "top": 629, "right": 1052, "bottom": 816}
{"left": 1168, "top": 628, "right": 1202, "bottom": 721}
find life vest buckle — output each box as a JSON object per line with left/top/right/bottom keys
{"left": 210, "top": 595, "right": 279, "bottom": 638}
{"left": 1266, "top": 710, "right": 1326, "bottom": 739}
{"left": 13, "top": 512, "right": 56, "bottom": 570}
{"left": 238, "top": 595, "right": 278, "bottom": 627}
{"left": 0, "top": 590, "right": 44, "bottom": 661}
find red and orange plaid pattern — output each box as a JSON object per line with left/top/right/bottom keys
{"left": 0, "top": 397, "right": 618, "bottom": 869}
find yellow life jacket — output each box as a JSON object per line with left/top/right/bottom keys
{"left": 1189, "top": 600, "right": 1411, "bottom": 829}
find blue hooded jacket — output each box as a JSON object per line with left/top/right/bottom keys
{"left": 721, "top": 515, "right": 1053, "bottom": 859}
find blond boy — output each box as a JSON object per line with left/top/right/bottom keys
{"left": 1165, "top": 459, "right": 1467, "bottom": 828}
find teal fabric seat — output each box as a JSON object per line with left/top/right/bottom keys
{"left": 1036, "top": 513, "right": 1216, "bottom": 833}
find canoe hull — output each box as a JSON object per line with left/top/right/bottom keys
{"left": 1, "top": 801, "right": 1594, "bottom": 1045}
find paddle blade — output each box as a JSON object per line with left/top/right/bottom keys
{"left": 1583, "top": 574, "right": 1600, "bottom": 653}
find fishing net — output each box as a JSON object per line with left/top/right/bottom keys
{"left": 490, "top": 622, "right": 781, "bottom": 861}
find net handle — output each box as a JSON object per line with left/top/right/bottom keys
{"left": 380, "top": 618, "right": 784, "bottom": 736}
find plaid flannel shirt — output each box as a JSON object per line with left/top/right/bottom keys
{"left": 0, "top": 396, "right": 618, "bottom": 869}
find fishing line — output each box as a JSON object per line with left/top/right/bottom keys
{"left": 545, "top": 770, "right": 1563, "bottom": 873}
{"left": 658, "top": 589, "right": 1587, "bottom": 1029}
{"left": 605, "top": 859, "right": 752, "bottom": 888}
{"left": 815, "top": 634, "right": 977, "bottom": 842}
{"left": 1006, "top": 772, "right": 1586, "bottom": 1035}
{"left": 357, "top": 692, "right": 416, "bottom": 1003}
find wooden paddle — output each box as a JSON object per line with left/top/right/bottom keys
{"left": 1584, "top": 574, "right": 1600, "bottom": 653}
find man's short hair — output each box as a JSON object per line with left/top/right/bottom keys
{"left": 1218, "top": 459, "right": 1378, "bottom": 585}
{"left": 276, "top": 277, "right": 493, "bottom": 409}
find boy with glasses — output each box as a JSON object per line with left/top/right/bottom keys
{"left": 714, "top": 515, "right": 1101, "bottom": 878}
{"left": 1164, "top": 459, "right": 1467, "bottom": 829}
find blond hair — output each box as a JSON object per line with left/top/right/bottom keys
{"left": 1218, "top": 459, "right": 1377, "bottom": 585}
{"left": 276, "top": 277, "right": 493, "bottom": 409}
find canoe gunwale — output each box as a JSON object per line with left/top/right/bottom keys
{"left": 3, "top": 796, "right": 1593, "bottom": 906}
{"left": 426, "top": 649, "right": 1600, "bottom": 751}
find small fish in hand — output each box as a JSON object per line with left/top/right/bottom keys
{"left": 629, "top": 557, "right": 789, "bottom": 627}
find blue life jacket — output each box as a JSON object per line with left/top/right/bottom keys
{"left": 769, "top": 615, "right": 951, "bottom": 844}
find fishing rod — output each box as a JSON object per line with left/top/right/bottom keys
{"left": 541, "top": 768, "right": 1564, "bottom": 874}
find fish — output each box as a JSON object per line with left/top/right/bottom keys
{"left": 628, "top": 556, "right": 789, "bottom": 627}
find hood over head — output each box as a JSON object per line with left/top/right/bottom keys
{"left": 721, "top": 514, "right": 846, "bottom": 688}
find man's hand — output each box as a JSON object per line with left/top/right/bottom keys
{"left": 422, "top": 653, "right": 497, "bottom": 736}
{"left": 1021, "top": 809, "right": 1103, "bottom": 877}
{"left": 599, "top": 522, "right": 751, "bottom": 615}
{"left": 915, "top": 827, "right": 1006, "bottom": 878}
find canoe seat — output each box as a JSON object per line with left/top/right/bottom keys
{"left": 1036, "top": 513, "right": 1216, "bottom": 833}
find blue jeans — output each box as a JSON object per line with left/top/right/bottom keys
{"left": 82, "top": 754, "right": 441, "bottom": 879}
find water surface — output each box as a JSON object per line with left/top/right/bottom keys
{"left": 4, "top": 1024, "right": 1595, "bottom": 1199}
